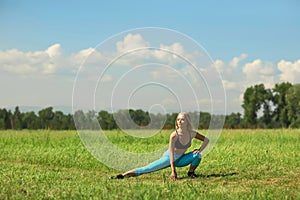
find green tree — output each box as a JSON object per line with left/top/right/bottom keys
{"left": 242, "top": 84, "right": 271, "bottom": 128}
{"left": 164, "top": 113, "right": 178, "bottom": 129}
{"left": 73, "top": 110, "right": 87, "bottom": 130}
{"left": 38, "top": 107, "right": 54, "bottom": 129}
{"left": 198, "top": 112, "right": 211, "bottom": 129}
{"left": 57, "top": 112, "right": 75, "bottom": 130}
{"left": 66, "top": 114, "right": 76, "bottom": 130}
{"left": 22, "top": 111, "right": 39, "bottom": 129}
{"left": 225, "top": 112, "right": 242, "bottom": 128}
{"left": 242, "top": 86, "right": 257, "bottom": 127}
{"left": 86, "top": 110, "right": 98, "bottom": 130}
{"left": 0, "top": 109, "right": 6, "bottom": 129}
{"left": 0, "top": 108, "right": 11, "bottom": 129}
{"left": 272, "top": 82, "right": 293, "bottom": 128}
{"left": 258, "top": 88, "right": 273, "bottom": 128}
{"left": 286, "top": 84, "right": 300, "bottom": 128}
{"left": 98, "top": 110, "right": 116, "bottom": 130}
{"left": 51, "top": 111, "right": 66, "bottom": 130}
{"left": 129, "top": 109, "right": 150, "bottom": 127}
{"left": 12, "top": 106, "right": 22, "bottom": 129}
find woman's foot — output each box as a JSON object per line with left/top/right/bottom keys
{"left": 187, "top": 171, "right": 198, "bottom": 178}
{"left": 110, "top": 174, "right": 124, "bottom": 179}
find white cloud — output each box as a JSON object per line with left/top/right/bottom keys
{"left": 46, "top": 43, "right": 62, "bottom": 58}
{"left": 214, "top": 54, "right": 247, "bottom": 75}
{"left": 242, "top": 59, "right": 275, "bottom": 88}
{"left": 70, "top": 48, "right": 95, "bottom": 65}
{"left": 151, "top": 67, "right": 176, "bottom": 82}
{"left": 277, "top": 59, "right": 300, "bottom": 83}
{"left": 112, "top": 34, "right": 154, "bottom": 67}
{"left": 159, "top": 42, "right": 185, "bottom": 56}
{"left": 212, "top": 55, "right": 280, "bottom": 113}
{"left": 116, "top": 33, "right": 149, "bottom": 53}
{"left": 69, "top": 47, "right": 109, "bottom": 76}
{"left": 0, "top": 44, "right": 67, "bottom": 76}
{"left": 229, "top": 53, "right": 247, "bottom": 68}
{"left": 0, "top": 43, "right": 99, "bottom": 77}
{"left": 218, "top": 57, "right": 276, "bottom": 91}
{"left": 43, "top": 63, "right": 56, "bottom": 74}
{"left": 2, "top": 63, "right": 37, "bottom": 74}
{"left": 243, "top": 59, "right": 273, "bottom": 76}
{"left": 153, "top": 43, "right": 187, "bottom": 66}
{"left": 214, "top": 59, "right": 225, "bottom": 73}
{"left": 113, "top": 35, "right": 194, "bottom": 69}
{"left": 0, "top": 49, "right": 42, "bottom": 74}
{"left": 222, "top": 80, "right": 239, "bottom": 90}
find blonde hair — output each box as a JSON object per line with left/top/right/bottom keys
{"left": 175, "top": 112, "right": 193, "bottom": 131}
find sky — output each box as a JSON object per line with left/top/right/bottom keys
{"left": 1, "top": 0, "right": 300, "bottom": 114}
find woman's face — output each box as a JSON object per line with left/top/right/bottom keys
{"left": 177, "top": 114, "right": 187, "bottom": 129}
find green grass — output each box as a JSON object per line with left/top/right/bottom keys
{"left": 0, "top": 129, "right": 299, "bottom": 199}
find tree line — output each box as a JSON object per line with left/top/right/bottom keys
{"left": 0, "top": 82, "right": 299, "bottom": 130}
{"left": 0, "top": 107, "right": 75, "bottom": 130}
{"left": 0, "top": 107, "right": 215, "bottom": 130}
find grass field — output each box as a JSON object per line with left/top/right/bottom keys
{"left": 0, "top": 129, "right": 300, "bottom": 199}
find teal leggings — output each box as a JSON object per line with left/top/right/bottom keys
{"left": 135, "top": 150, "right": 202, "bottom": 176}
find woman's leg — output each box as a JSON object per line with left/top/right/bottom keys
{"left": 175, "top": 151, "right": 202, "bottom": 168}
{"left": 175, "top": 151, "right": 202, "bottom": 177}
{"left": 134, "top": 153, "right": 171, "bottom": 176}
{"left": 122, "top": 169, "right": 137, "bottom": 177}
{"left": 112, "top": 151, "right": 201, "bottom": 179}
{"left": 122, "top": 151, "right": 171, "bottom": 177}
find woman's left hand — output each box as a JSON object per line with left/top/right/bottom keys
{"left": 170, "top": 171, "right": 177, "bottom": 180}
{"left": 193, "top": 149, "right": 200, "bottom": 154}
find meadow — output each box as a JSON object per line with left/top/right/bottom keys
{"left": 0, "top": 129, "right": 299, "bottom": 199}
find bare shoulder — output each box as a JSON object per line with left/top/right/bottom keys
{"left": 170, "top": 131, "right": 177, "bottom": 139}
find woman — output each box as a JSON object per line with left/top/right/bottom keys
{"left": 110, "top": 112, "right": 209, "bottom": 180}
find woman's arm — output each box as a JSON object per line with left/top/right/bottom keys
{"left": 193, "top": 132, "right": 209, "bottom": 154}
{"left": 169, "top": 132, "right": 177, "bottom": 180}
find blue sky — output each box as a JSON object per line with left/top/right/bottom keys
{"left": 0, "top": 0, "right": 300, "bottom": 114}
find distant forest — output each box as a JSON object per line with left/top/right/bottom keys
{"left": 1, "top": 82, "right": 299, "bottom": 130}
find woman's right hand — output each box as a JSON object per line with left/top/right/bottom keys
{"left": 171, "top": 171, "right": 177, "bottom": 180}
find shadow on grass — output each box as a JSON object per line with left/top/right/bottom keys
{"left": 178, "top": 172, "right": 238, "bottom": 180}
{"left": 198, "top": 172, "right": 238, "bottom": 178}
